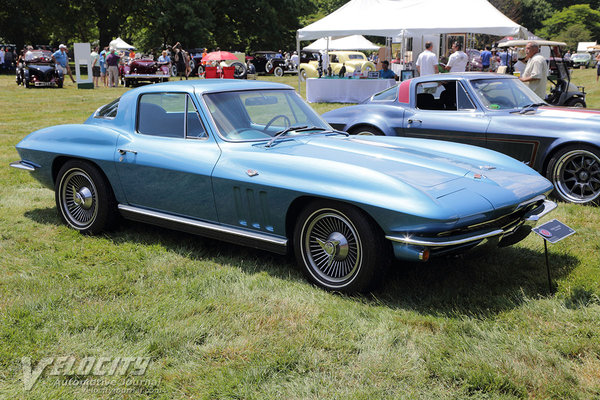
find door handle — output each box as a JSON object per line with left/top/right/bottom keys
{"left": 118, "top": 149, "right": 138, "bottom": 155}
{"left": 407, "top": 119, "right": 422, "bottom": 124}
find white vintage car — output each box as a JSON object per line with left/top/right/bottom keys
{"left": 298, "top": 51, "right": 376, "bottom": 80}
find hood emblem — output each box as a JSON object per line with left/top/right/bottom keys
{"left": 246, "top": 169, "right": 259, "bottom": 177}
{"left": 479, "top": 165, "right": 496, "bottom": 170}
{"left": 474, "top": 173, "right": 483, "bottom": 179}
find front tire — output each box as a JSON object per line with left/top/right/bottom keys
{"left": 350, "top": 126, "right": 384, "bottom": 136}
{"left": 273, "top": 66, "right": 284, "bottom": 77}
{"left": 546, "top": 145, "right": 600, "bottom": 205}
{"left": 294, "top": 201, "right": 388, "bottom": 292}
{"left": 299, "top": 69, "right": 308, "bottom": 81}
{"left": 55, "top": 160, "right": 117, "bottom": 234}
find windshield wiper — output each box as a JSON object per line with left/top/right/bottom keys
{"left": 265, "top": 126, "right": 348, "bottom": 147}
{"left": 519, "top": 103, "right": 546, "bottom": 114}
{"left": 265, "top": 125, "right": 307, "bottom": 147}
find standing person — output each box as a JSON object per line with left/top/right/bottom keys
{"left": 106, "top": 49, "right": 120, "bottom": 87}
{"left": 184, "top": 50, "right": 191, "bottom": 79}
{"left": 90, "top": 46, "right": 100, "bottom": 87}
{"left": 595, "top": 52, "right": 600, "bottom": 82}
{"left": 99, "top": 46, "right": 108, "bottom": 87}
{"left": 445, "top": 42, "right": 468, "bottom": 73}
{"left": 416, "top": 41, "right": 439, "bottom": 76}
{"left": 514, "top": 49, "right": 527, "bottom": 75}
{"left": 519, "top": 42, "right": 548, "bottom": 99}
{"left": 480, "top": 45, "right": 492, "bottom": 71}
{"left": 52, "top": 44, "right": 76, "bottom": 83}
{"left": 499, "top": 48, "right": 510, "bottom": 69}
{"left": 0, "top": 47, "right": 5, "bottom": 73}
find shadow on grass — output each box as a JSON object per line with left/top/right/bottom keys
{"left": 26, "top": 207, "right": 578, "bottom": 317}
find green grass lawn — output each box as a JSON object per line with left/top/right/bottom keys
{"left": 1, "top": 73, "right": 599, "bottom": 399}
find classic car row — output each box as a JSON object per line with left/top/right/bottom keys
{"left": 12, "top": 80, "right": 560, "bottom": 293}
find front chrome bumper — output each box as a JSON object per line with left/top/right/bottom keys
{"left": 9, "top": 160, "right": 39, "bottom": 171}
{"left": 386, "top": 199, "right": 557, "bottom": 261}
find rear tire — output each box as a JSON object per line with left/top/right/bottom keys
{"left": 294, "top": 200, "right": 388, "bottom": 293}
{"left": 565, "top": 98, "right": 586, "bottom": 108}
{"left": 546, "top": 145, "right": 600, "bottom": 205}
{"left": 55, "top": 160, "right": 117, "bottom": 234}
{"left": 299, "top": 69, "right": 307, "bottom": 81}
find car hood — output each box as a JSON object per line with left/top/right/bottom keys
{"left": 532, "top": 106, "right": 600, "bottom": 120}
{"left": 28, "top": 64, "right": 56, "bottom": 73}
{"left": 268, "top": 135, "right": 552, "bottom": 211}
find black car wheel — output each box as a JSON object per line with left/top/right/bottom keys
{"left": 565, "top": 98, "right": 586, "bottom": 108}
{"left": 55, "top": 160, "right": 117, "bottom": 234}
{"left": 350, "top": 126, "right": 383, "bottom": 136}
{"left": 265, "top": 60, "right": 274, "bottom": 74}
{"left": 294, "top": 200, "right": 388, "bottom": 292}
{"left": 547, "top": 145, "right": 600, "bottom": 205}
{"left": 273, "top": 66, "right": 284, "bottom": 77}
{"left": 231, "top": 62, "right": 247, "bottom": 79}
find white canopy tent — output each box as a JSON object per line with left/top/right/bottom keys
{"left": 303, "top": 35, "right": 380, "bottom": 51}
{"left": 109, "top": 37, "right": 136, "bottom": 51}
{"left": 297, "top": 0, "right": 525, "bottom": 40}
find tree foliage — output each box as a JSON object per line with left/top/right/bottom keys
{"left": 554, "top": 24, "right": 592, "bottom": 49}
{"left": 537, "top": 4, "right": 600, "bottom": 41}
{"left": 1, "top": 0, "right": 599, "bottom": 53}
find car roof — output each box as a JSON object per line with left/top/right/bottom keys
{"left": 123, "top": 79, "right": 293, "bottom": 97}
{"left": 498, "top": 40, "right": 567, "bottom": 48}
{"left": 410, "top": 72, "right": 517, "bottom": 83}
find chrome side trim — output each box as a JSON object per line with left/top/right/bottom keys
{"left": 118, "top": 204, "right": 288, "bottom": 253}
{"left": 124, "top": 74, "right": 168, "bottom": 79}
{"left": 9, "top": 160, "right": 38, "bottom": 171}
{"left": 386, "top": 229, "right": 504, "bottom": 247}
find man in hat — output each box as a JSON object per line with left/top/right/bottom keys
{"left": 52, "top": 44, "right": 76, "bottom": 83}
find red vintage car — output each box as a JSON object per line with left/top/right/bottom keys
{"left": 120, "top": 57, "right": 170, "bottom": 87}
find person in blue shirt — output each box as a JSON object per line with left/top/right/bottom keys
{"left": 379, "top": 60, "right": 397, "bottom": 79}
{"left": 480, "top": 46, "right": 492, "bottom": 71}
{"left": 52, "top": 44, "right": 76, "bottom": 83}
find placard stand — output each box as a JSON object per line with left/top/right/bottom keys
{"left": 533, "top": 219, "right": 576, "bottom": 294}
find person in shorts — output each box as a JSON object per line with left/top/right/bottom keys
{"left": 90, "top": 46, "right": 100, "bottom": 87}
{"left": 52, "top": 44, "right": 76, "bottom": 83}
{"left": 99, "top": 46, "right": 108, "bottom": 86}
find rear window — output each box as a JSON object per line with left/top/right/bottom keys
{"left": 95, "top": 98, "right": 120, "bottom": 119}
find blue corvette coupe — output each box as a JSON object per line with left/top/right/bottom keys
{"left": 323, "top": 72, "right": 600, "bottom": 205}
{"left": 11, "top": 80, "right": 556, "bottom": 292}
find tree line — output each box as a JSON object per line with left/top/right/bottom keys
{"left": 1, "top": 0, "right": 598, "bottom": 52}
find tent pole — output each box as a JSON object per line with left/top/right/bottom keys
{"left": 297, "top": 32, "right": 301, "bottom": 97}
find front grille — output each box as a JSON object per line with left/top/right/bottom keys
{"left": 437, "top": 198, "right": 544, "bottom": 238}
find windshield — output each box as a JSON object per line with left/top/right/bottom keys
{"left": 347, "top": 54, "right": 366, "bottom": 60}
{"left": 469, "top": 78, "right": 544, "bottom": 110}
{"left": 25, "top": 50, "right": 52, "bottom": 62}
{"left": 203, "top": 89, "right": 331, "bottom": 141}
{"left": 572, "top": 53, "right": 590, "bottom": 60}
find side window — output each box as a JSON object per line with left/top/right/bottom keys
{"left": 457, "top": 82, "right": 476, "bottom": 110}
{"left": 137, "top": 93, "right": 185, "bottom": 138}
{"left": 96, "top": 98, "right": 119, "bottom": 119}
{"left": 415, "top": 81, "right": 447, "bottom": 110}
{"left": 372, "top": 85, "right": 398, "bottom": 101}
{"left": 186, "top": 96, "right": 207, "bottom": 139}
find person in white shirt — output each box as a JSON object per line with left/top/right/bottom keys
{"left": 445, "top": 42, "right": 468, "bottom": 72}
{"left": 415, "top": 41, "right": 439, "bottom": 76}
{"left": 519, "top": 41, "right": 548, "bottom": 99}
{"left": 513, "top": 48, "right": 527, "bottom": 75}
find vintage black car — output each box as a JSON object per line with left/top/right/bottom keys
{"left": 246, "top": 51, "right": 288, "bottom": 76}
{"left": 16, "top": 50, "right": 63, "bottom": 88}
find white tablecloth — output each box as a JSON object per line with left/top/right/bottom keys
{"left": 306, "top": 78, "right": 397, "bottom": 103}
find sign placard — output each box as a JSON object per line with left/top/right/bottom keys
{"left": 532, "top": 219, "right": 575, "bottom": 244}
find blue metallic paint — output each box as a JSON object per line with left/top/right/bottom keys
{"left": 13, "top": 79, "right": 555, "bottom": 263}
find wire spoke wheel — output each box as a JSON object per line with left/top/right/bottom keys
{"left": 553, "top": 149, "right": 600, "bottom": 204}
{"left": 59, "top": 168, "right": 98, "bottom": 228}
{"left": 304, "top": 211, "right": 361, "bottom": 283}
{"left": 295, "top": 201, "right": 388, "bottom": 292}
